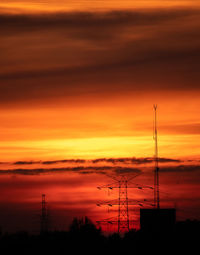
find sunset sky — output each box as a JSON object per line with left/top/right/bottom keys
{"left": 0, "top": 0, "right": 200, "bottom": 233}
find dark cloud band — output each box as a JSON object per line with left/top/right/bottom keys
{"left": 0, "top": 8, "right": 200, "bottom": 106}
{"left": 12, "top": 157, "right": 181, "bottom": 165}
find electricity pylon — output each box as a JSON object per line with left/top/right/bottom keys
{"left": 40, "top": 194, "right": 48, "bottom": 234}
{"left": 97, "top": 174, "right": 153, "bottom": 233}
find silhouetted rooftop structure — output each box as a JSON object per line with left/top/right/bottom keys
{"left": 140, "top": 208, "right": 176, "bottom": 234}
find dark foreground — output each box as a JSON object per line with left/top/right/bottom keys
{"left": 0, "top": 217, "right": 199, "bottom": 254}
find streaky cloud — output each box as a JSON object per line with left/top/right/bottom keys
{"left": 160, "top": 165, "right": 200, "bottom": 173}
{"left": 0, "top": 166, "right": 142, "bottom": 175}
{"left": 12, "top": 157, "right": 181, "bottom": 166}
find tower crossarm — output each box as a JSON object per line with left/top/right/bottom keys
{"left": 128, "top": 181, "right": 154, "bottom": 190}
{"left": 96, "top": 199, "right": 119, "bottom": 207}
{"left": 97, "top": 198, "right": 152, "bottom": 207}
{"left": 97, "top": 183, "right": 150, "bottom": 190}
{"left": 97, "top": 181, "right": 118, "bottom": 190}
{"left": 96, "top": 216, "right": 137, "bottom": 225}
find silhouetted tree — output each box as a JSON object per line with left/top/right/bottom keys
{"left": 69, "top": 216, "right": 102, "bottom": 238}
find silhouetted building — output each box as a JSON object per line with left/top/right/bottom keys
{"left": 140, "top": 208, "right": 176, "bottom": 234}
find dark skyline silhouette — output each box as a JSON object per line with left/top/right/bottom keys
{"left": 0, "top": 0, "right": 200, "bottom": 245}
{"left": 0, "top": 216, "right": 199, "bottom": 255}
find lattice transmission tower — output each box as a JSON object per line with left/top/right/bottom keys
{"left": 40, "top": 194, "right": 49, "bottom": 233}
{"left": 97, "top": 174, "right": 153, "bottom": 233}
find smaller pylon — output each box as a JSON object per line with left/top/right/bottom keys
{"left": 41, "top": 194, "right": 48, "bottom": 233}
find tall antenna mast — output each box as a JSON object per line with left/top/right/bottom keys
{"left": 153, "top": 105, "right": 160, "bottom": 209}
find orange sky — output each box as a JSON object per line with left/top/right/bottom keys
{"left": 0, "top": 93, "right": 200, "bottom": 161}
{"left": 0, "top": 6, "right": 200, "bottom": 160}
{"left": 0, "top": 1, "right": 200, "bottom": 13}
{"left": 0, "top": 0, "right": 200, "bottom": 233}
